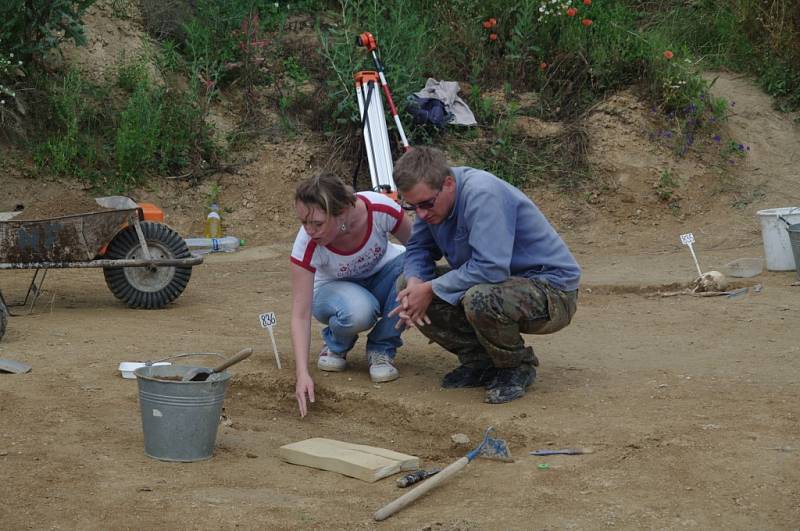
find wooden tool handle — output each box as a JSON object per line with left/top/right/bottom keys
{"left": 212, "top": 348, "right": 253, "bottom": 373}
{"left": 373, "top": 456, "right": 469, "bottom": 521}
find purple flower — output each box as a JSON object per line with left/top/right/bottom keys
{"left": 713, "top": 135, "right": 721, "bottom": 143}
{"left": 738, "top": 143, "right": 745, "bottom": 151}
{"left": 731, "top": 101, "right": 736, "bottom": 107}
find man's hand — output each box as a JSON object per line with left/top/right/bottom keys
{"left": 390, "top": 277, "right": 433, "bottom": 329}
{"left": 295, "top": 371, "right": 315, "bottom": 418}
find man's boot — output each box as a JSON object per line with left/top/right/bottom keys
{"left": 484, "top": 363, "right": 536, "bottom": 404}
{"left": 441, "top": 362, "right": 496, "bottom": 389}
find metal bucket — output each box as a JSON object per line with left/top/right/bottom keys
{"left": 134, "top": 365, "right": 230, "bottom": 462}
{"left": 757, "top": 207, "right": 800, "bottom": 270}
{"left": 788, "top": 223, "right": 800, "bottom": 281}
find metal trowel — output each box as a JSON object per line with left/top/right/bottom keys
{"left": 181, "top": 348, "right": 252, "bottom": 382}
{"left": 0, "top": 358, "right": 32, "bottom": 374}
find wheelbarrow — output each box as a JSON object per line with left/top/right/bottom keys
{"left": 0, "top": 196, "right": 202, "bottom": 340}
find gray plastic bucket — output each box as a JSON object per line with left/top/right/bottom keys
{"left": 134, "top": 364, "right": 230, "bottom": 462}
{"left": 788, "top": 223, "right": 800, "bottom": 280}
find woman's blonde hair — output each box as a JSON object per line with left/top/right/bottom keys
{"left": 294, "top": 173, "right": 356, "bottom": 219}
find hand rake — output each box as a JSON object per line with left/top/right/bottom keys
{"left": 373, "top": 426, "right": 513, "bottom": 521}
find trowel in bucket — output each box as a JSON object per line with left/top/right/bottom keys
{"left": 181, "top": 348, "right": 252, "bottom": 382}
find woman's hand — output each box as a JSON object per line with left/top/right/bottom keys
{"left": 295, "top": 371, "right": 315, "bottom": 417}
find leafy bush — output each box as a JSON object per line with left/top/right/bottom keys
{"left": 648, "top": 0, "right": 800, "bottom": 111}
{"left": 114, "top": 78, "right": 217, "bottom": 186}
{"left": 0, "top": 0, "right": 95, "bottom": 61}
{"left": 318, "top": 0, "right": 434, "bottom": 127}
{"left": 36, "top": 69, "right": 98, "bottom": 175}
{"left": 0, "top": 47, "right": 25, "bottom": 139}
{"left": 34, "top": 58, "right": 216, "bottom": 191}
{"left": 142, "top": 0, "right": 288, "bottom": 82}
{"left": 115, "top": 82, "right": 163, "bottom": 182}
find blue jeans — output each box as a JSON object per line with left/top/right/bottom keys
{"left": 312, "top": 253, "right": 404, "bottom": 359}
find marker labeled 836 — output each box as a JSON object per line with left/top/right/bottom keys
{"left": 259, "top": 312, "right": 277, "bottom": 328}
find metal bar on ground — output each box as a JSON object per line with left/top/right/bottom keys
{"left": 0, "top": 256, "right": 203, "bottom": 270}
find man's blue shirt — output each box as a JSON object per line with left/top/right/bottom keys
{"left": 403, "top": 166, "right": 581, "bottom": 304}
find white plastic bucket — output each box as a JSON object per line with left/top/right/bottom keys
{"left": 757, "top": 207, "right": 800, "bottom": 271}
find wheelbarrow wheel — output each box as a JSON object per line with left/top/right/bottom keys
{"left": 0, "top": 294, "right": 8, "bottom": 341}
{"left": 102, "top": 222, "right": 193, "bottom": 309}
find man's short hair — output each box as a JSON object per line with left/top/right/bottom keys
{"left": 393, "top": 146, "right": 451, "bottom": 192}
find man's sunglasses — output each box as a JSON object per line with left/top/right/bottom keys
{"left": 400, "top": 189, "right": 441, "bottom": 212}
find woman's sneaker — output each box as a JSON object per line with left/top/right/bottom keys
{"left": 367, "top": 352, "right": 399, "bottom": 383}
{"left": 317, "top": 346, "right": 347, "bottom": 372}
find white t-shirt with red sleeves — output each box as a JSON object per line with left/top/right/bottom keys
{"left": 290, "top": 192, "right": 405, "bottom": 290}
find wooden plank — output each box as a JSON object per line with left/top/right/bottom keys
{"left": 279, "top": 438, "right": 420, "bottom": 483}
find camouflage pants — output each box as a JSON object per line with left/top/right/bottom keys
{"left": 398, "top": 267, "right": 577, "bottom": 368}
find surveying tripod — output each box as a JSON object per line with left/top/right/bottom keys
{"left": 353, "top": 32, "right": 410, "bottom": 200}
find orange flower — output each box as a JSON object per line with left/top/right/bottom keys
{"left": 663, "top": 50, "right": 674, "bottom": 60}
{"left": 583, "top": 0, "right": 592, "bottom": 5}
{"left": 489, "top": 18, "right": 497, "bottom": 27}
{"left": 566, "top": 7, "right": 578, "bottom": 16}
{"left": 483, "top": 20, "right": 492, "bottom": 29}
{"left": 489, "top": 33, "right": 498, "bottom": 41}
{"left": 581, "top": 18, "right": 593, "bottom": 26}
{"left": 539, "top": 62, "right": 548, "bottom": 71}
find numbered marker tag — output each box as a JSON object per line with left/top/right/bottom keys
{"left": 679, "top": 232, "right": 703, "bottom": 276}
{"left": 259, "top": 312, "right": 277, "bottom": 329}
{"left": 258, "top": 312, "right": 282, "bottom": 369}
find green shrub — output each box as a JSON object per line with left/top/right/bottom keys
{"left": 0, "top": 0, "right": 95, "bottom": 61}
{"left": 34, "top": 61, "right": 216, "bottom": 191}
{"left": 0, "top": 47, "right": 25, "bottom": 139}
{"left": 143, "top": 0, "right": 289, "bottom": 84}
{"left": 318, "top": 0, "right": 433, "bottom": 127}
{"left": 158, "top": 87, "right": 216, "bottom": 173}
{"left": 36, "top": 69, "right": 98, "bottom": 175}
{"left": 115, "top": 79, "right": 217, "bottom": 184}
{"left": 648, "top": 0, "right": 800, "bottom": 111}
{"left": 116, "top": 55, "right": 152, "bottom": 92}
{"left": 115, "top": 82, "right": 163, "bottom": 182}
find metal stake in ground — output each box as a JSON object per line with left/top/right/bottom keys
{"left": 680, "top": 233, "right": 703, "bottom": 277}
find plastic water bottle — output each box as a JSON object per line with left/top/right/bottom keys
{"left": 204, "top": 203, "right": 222, "bottom": 238}
{"left": 185, "top": 236, "right": 242, "bottom": 255}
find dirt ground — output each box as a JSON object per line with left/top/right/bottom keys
{"left": 2, "top": 5, "right": 800, "bottom": 527}
{"left": 1, "top": 72, "right": 799, "bottom": 530}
